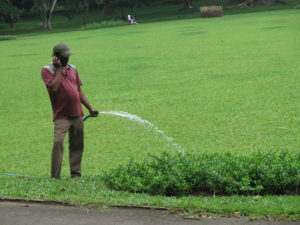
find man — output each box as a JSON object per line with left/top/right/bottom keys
{"left": 41, "top": 43, "right": 98, "bottom": 179}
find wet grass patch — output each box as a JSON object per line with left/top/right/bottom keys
{"left": 0, "top": 35, "right": 16, "bottom": 41}
{"left": 181, "top": 31, "right": 207, "bottom": 36}
{"left": 9, "top": 54, "right": 39, "bottom": 57}
{"left": 262, "top": 26, "right": 287, "bottom": 30}
{"left": 73, "top": 36, "right": 94, "bottom": 40}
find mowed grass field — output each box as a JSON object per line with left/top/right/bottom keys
{"left": 0, "top": 9, "right": 299, "bottom": 218}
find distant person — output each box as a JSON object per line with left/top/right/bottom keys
{"left": 127, "top": 14, "right": 131, "bottom": 24}
{"left": 131, "top": 15, "right": 138, "bottom": 25}
{"left": 41, "top": 43, "right": 99, "bottom": 179}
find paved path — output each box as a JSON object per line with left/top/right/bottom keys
{"left": 0, "top": 201, "right": 298, "bottom": 225}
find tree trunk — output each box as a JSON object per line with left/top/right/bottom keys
{"left": 40, "top": 0, "right": 57, "bottom": 29}
{"left": 183, "top": 0, "right": 194, "bottom": 9}
{"left": 47, "top": 0, "right": 57, "bottom": 29}
{"left": 9, "top": 23, "right": 16, "bottom": 28}
{"left": 41, "top": 1, "right": 48, "bottom": 29}
{"left": 83, "top": 0, "right": 89, "bottom": 25}
{"left": 102, "top": 2, "right": 114, "bottom": 16}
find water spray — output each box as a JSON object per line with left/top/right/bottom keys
{"left": 84, "top": 111, "right": 185, "bottom": 154}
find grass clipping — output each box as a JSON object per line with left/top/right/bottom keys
{"left": 0, "top": 35, "right": 17, "bottom": 41}
{"left": 102, "top": 151, "right": 300, "bottom": 196}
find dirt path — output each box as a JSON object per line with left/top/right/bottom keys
{"left": 0, "top": 201, "right": 298, "bottom": 225}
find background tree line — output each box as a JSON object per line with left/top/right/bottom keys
{"left": 0, "top": 0, "right": 289, "bottom": 29}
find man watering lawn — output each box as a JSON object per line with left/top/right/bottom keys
{"left": 41, "top": 43, "right": 98, "bottom": 179}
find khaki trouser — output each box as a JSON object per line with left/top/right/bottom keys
{"left": 51, "top": 117, "right": 84, "bottom": 179}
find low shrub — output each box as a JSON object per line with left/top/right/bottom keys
{"left": 200, "top": 6, "right": 223, "bottom": 18}
{"left": 102, "top": 151, "right": 300, "bottom": 196}
{"left": 0, "top": 35, "right": 17, "bottom": 41}
{"left": 293, "top": 4, "right": 300, "bottom": 9}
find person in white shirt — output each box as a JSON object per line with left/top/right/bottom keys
{"left": 127, "top": 14, "right": 131, "bottom": 24}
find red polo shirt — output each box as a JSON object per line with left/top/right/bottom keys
{"left": 41, "top": 63, "right": 83, "bottom": 120}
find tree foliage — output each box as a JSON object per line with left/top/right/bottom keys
{"left": 10, "top": 0, "right": 34, "bottom": 12}
{"left": 0, "top": 0, "right": 22, "bottom": 27}
{"left": 59, "top": 0, "right": 90, "bottom": 24}
{"left": 60, "top": 0, "right": 83, "bottom": 21}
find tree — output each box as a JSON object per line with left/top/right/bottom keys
{"left": 59, "top": 0, "right": 90, "bottom": 25}
{"left": 165, "top": 0, "right": 194, "bottom": 10}
{"left": 96, "top": 0, "right": 114, "bottom": 16}
{"left": 183, "top": 0, "right": 194, "bottom": 9}
{"left": 33, "top": 0, "right": 58, "bottom": 29}
{"left": 82, "top": 0, "right": 89, "bottom": 24}
{"left": 95, "top": 0, "right": 130, "bottom": 16}
{"left": 60, "top": 0, "right": 81, "bottom": 23}
{"left": 10, "top": 0, "right": 34, "bottom": 12}
{"left": 0, "top": 0, "right": 22, "bottom": 28}
{"left": 94, "top": 0, "right": 135, "bottom": 16}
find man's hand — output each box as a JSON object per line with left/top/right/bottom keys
{"left": 89, "top": 109, "right": 99, "bottom": 117}
{"left": 53, "top": 56, "right": 62, "bottom": 68}
{"left": 48, "top": 56, "right": 63, "bottom": 92}
{"left": 78, "top": 88, "right": 98, "bottom": 117}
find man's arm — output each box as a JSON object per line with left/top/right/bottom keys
{"left": 79, "top": 87, "right": 99, "bottom": 117}
{"left": 47, "top": 57, "right": 62, "bottom": 92}
{"left": 47, "top": 68, "right": 62, "bottom": 92}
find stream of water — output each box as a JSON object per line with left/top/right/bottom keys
{"left": 100, "top": 111, "right": 184, "bottom": 154}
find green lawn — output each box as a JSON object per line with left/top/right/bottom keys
{"left": 0, "top": 9, "right": 299, "bottom": 219}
